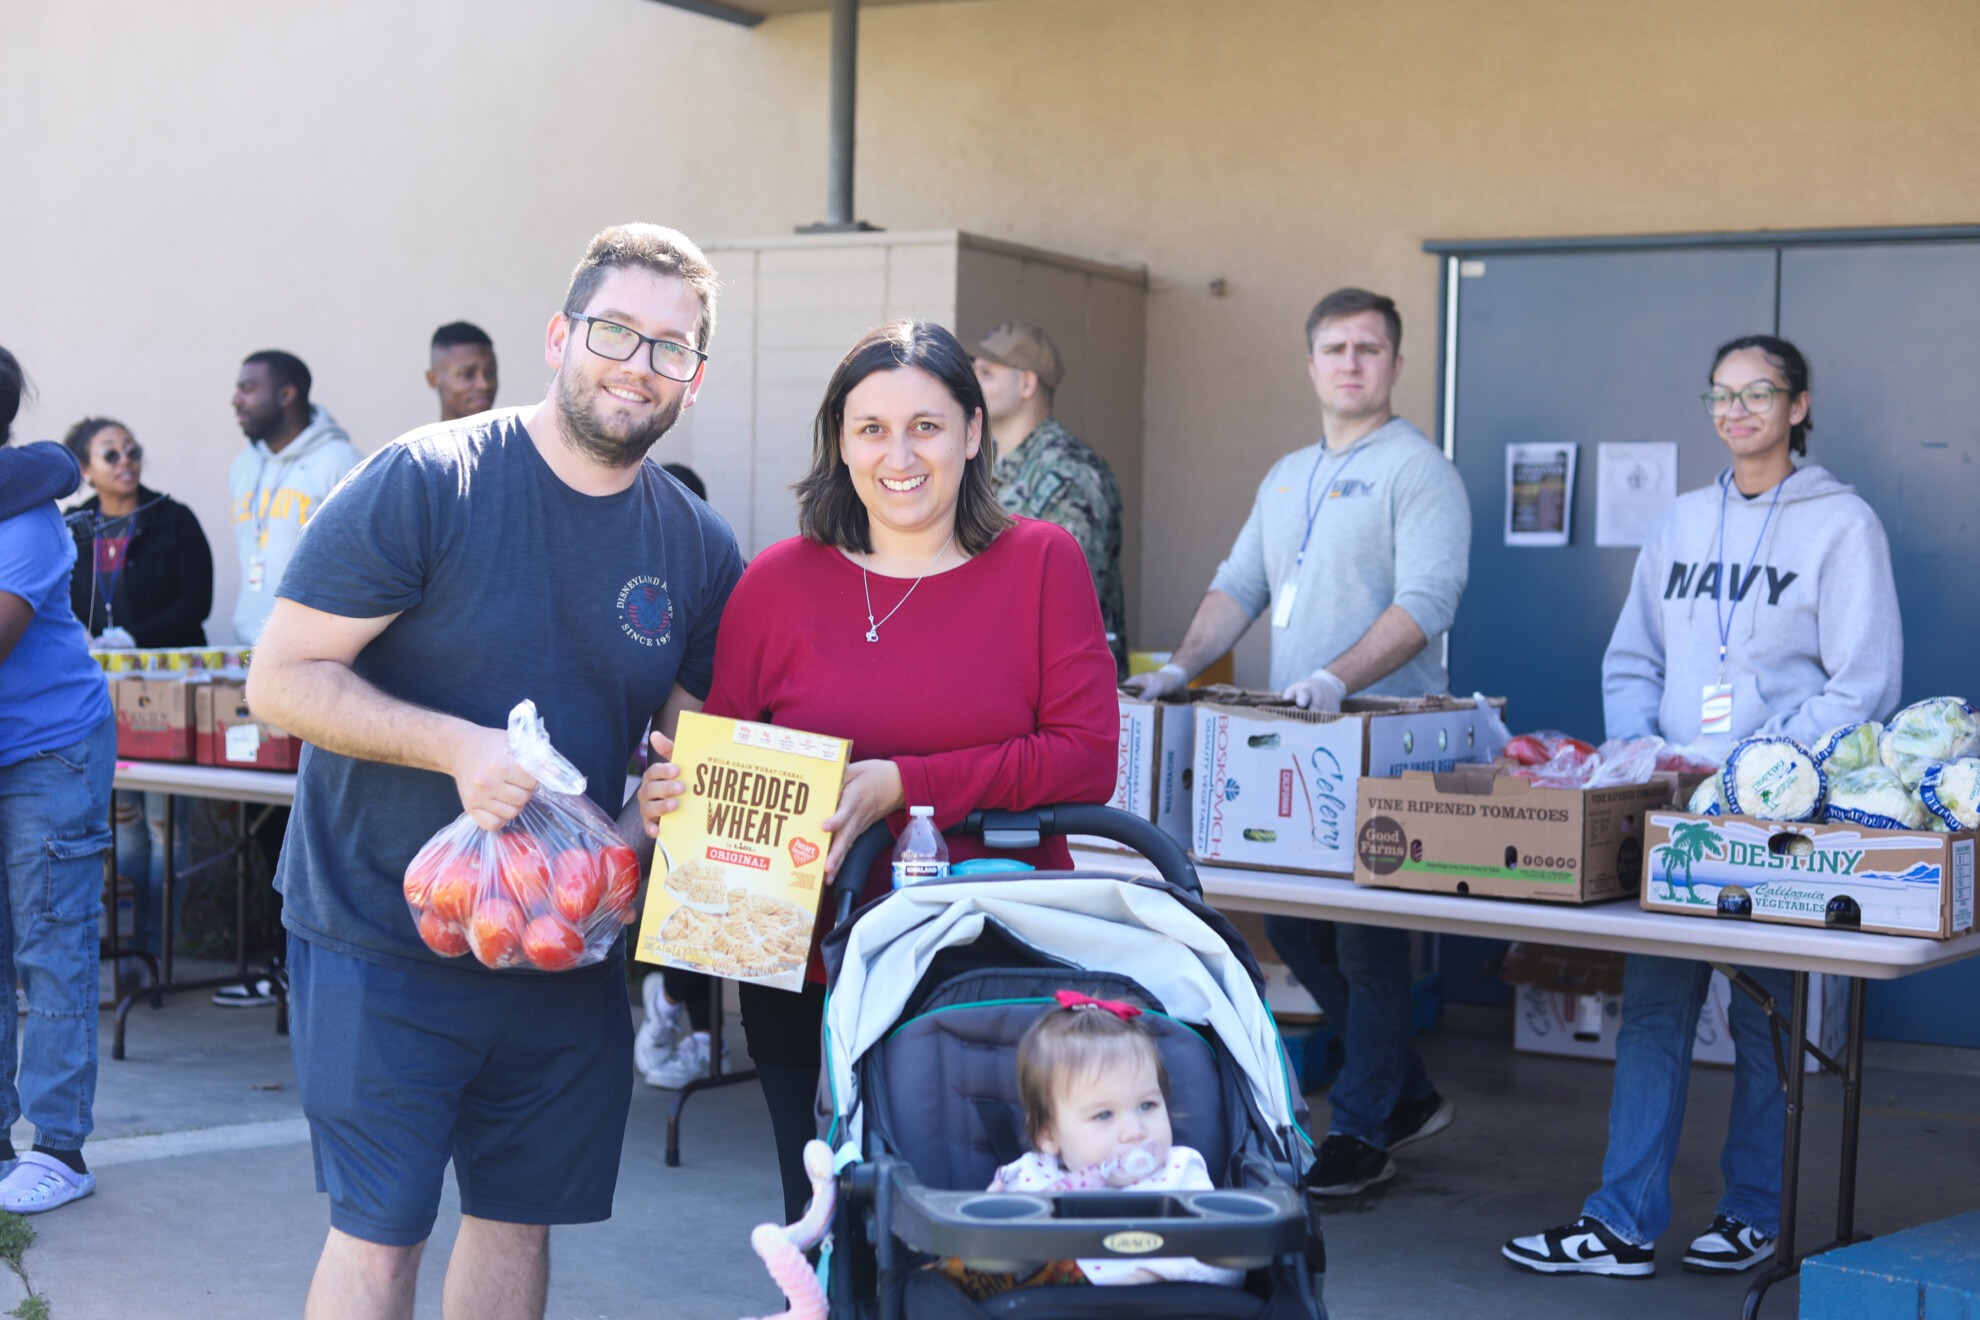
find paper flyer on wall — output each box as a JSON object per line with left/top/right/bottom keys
{"left": 1504, "top": 443, "right": 1576, "bottom": 547}
{"left": 635, "top": 710, "right": 849, "bottom": 993}
{"left": 1595, "top": 441, "right": 1678, "bottom": 547}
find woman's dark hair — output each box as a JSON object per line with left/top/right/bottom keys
{"left": 794, "top": 320, "right": 1012, "bottom": 556}
{"left": 0, "top": 345, "right": 28, "bottom": 445}
{"left": 1711, "top": 334, "right": 1813, "bottom": 456}
{"left": 63, "top": 417, "right": 131, "bottom": 464}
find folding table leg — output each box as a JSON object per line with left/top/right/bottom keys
{"left": 665, "top": 982, "right": 758, "bottom": 1167}
{"left": 1742, "top": 969, "right": 1808, "bottom": 1320}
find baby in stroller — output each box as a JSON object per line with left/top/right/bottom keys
{"left": 949, "top": 989, "right": 1243, "bottom": 1292}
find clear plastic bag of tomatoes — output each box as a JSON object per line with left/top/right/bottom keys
{"left": 402, "top": 700, "right": 642, "bottom": 971}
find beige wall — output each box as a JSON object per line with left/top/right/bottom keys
{"left": 5, "top": 0, "right": 1974, "bottom": 661}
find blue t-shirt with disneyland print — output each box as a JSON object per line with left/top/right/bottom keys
{"left": 273, "top": 410, "right": 743, "bottom": 972}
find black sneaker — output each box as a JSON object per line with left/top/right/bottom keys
{"left": 1682, "top": 1215, "right": 1775, "bottom": 1274}
{"left": 1304, "top": 1134, "right": 1396, "bottom": 1197}
{"left": 211, "top": 978, "right": 278, "bottom": 1008}
{"left": 1387, "top": 1091, "right": 1456, "bottom": 1152}
{"left": 1503, "top": 1216, "right": 1654, "bottom": 1276}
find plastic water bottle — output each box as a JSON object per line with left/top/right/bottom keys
{"left": 892, "top": 806, "right": 949, "bottom": 888}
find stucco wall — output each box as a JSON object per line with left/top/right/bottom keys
{"left": 4, "top": 0, "right": 1974, "bottom": 662}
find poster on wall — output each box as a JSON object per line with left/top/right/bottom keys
{"left": 1595, "top": 441, "right": 1678, "bottom": 547}
{"left": 1504, "top": 443, "right": 1576, "bottom": 547}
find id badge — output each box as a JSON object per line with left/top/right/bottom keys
{"left": 246, "top": 557, "right": 266, "bottom": 592}
{"left": 1700, "top": 683, "right": 1734, "bottom": 735}
{"left": 1271, "top": 582, "right": 1299, "bottom": 629}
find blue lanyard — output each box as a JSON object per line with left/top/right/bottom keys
{"left": 1711, "top": 468, "right": 1794, "bottom": 680}
{"left": 1292, "top": 444, "right": 1366, "bottom": 574}
{"left": 92, "top": 511, "right": 137, "bottom": 629}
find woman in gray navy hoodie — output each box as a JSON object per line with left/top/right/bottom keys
{"left": 1503, "top": 335, "right": 1902, "bottom": 1279}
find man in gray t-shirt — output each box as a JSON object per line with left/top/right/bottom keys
{"left": 1127, "top": 287, "right": 1471, "bottom": 1198}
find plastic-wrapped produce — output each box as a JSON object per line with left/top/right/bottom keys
{"left": 1813, "top": 721, "right": 1883, "bottom": 772}
{"left": 1722, "top": 737, "right": 1825, "bottom": 822}
{"left": 1687, "top": 774, "right": 1726, "bottom": 816}
{"left": 1919, "top": 758, "right": 1980, "bottom": 832}
{"left": 1822, "top": 765, "right": 1932, "bottom": 830}
{"left": 1879, "top": 698, "right": 1980, "bottom": 789}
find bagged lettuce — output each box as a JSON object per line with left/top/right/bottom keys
{"left": 1813, "top": 721, "right": 1882, "bottom": 772}
{"left": 1687, "top": 774, "right": 1726, "bottom": 816}
{"left": 1722, "top": 736, "right": 1825, "bottom": 822}
{"left": 1919, "top": 758, "right": 1980, "bottom": 832}
{"left": 1823, "top": 765, "right": 1931, "bottom": 830}
{"left": 1879, "top": 697, "right": 1980, "bottom": 789}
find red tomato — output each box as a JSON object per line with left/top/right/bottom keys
{"left": 467, "top": 895, "right": 526, "bottom": 967}
{"left": 521, "top": 914, "right": 585, "bottom": 972}
{"left": 417, "top": 907, "right": 470, "bottom": 958}
{"left": 499, "top": 833, "right": 553, "bottom": 912}
{"left": 428, "top": 855, "right": 483, "bottom": 925}
{"left": 403, "top": 848, "right": 445, "bottom": 910}
{"left": 599, "top": 844, "right": 640, "bottom": 921}
{"left": 550, "top": 849, "right": 604, "bottom": 925}
{"left": 1503, "top": 735, "right": 1552, "bottom": 767}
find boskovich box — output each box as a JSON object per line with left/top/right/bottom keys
{"left": 1092, "top": 690, "right": 1194, "bottom": 852}
{"left": 113, "top": 675, "right": 197, "bottom": 762}
{"left": 1190, "top": 691, "right": 1502, "bottom": 877}
{"left": 1641, "top": 811, "right": 1977, "bottom": 938}
{"left": 1354, "top": 767, "right": 1672, "bottom": 903}
{"left": 636, "top": 711, "right": 850, "bottom": 993}
{"left": 194, "top": 680, "right": 303, "bottom": 772}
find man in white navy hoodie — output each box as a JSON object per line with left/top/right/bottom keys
{"left": 1128, "top": 286, "right": 1471, "bottom": 1198}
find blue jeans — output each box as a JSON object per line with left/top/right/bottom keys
{"left": 1583, "top": 954, "right": 1793, "bottom": 1243}
{"left": 110, "top": 790, "right": 191, "bottom": 957}
{"left": 0, "top": 717, "right": 114, "bottom": 1152}
{"left": 1263, "top": 914, "right": 1433, "bottom": 1148}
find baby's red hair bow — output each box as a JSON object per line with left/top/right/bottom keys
{"left": 1055, "top": 989, "right": 1142, "bottom": 1020}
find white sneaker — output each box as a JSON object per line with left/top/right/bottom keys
{"left": 647, "top": 1032, "right": 726, "bottom": 1089}
{"left": 0, "top": 1152, "right": 95, "bottom": 1214}
{"left": 634, "top": 975, "right": 687, "bottom": 1077}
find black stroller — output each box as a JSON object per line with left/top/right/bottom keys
{"left": 808, "top": 804, "right": 1327, "bottom": 1319}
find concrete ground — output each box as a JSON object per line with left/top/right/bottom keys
{"left": 11, "top": 964, "right": 1978, "bottom": 1319}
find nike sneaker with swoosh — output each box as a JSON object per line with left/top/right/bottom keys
{"left": 1502, "top": 1215, "right": 1654, "bottom": 1276}
{"left": 1682, "top": 1215, "right": 1775, "bottom": 1273}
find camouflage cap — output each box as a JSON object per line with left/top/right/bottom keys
{"left": 973, "top": 321, "right": 1063, "bottom": 392}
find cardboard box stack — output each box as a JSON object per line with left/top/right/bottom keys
{"left": 1641, "top": 810, "right": 1976, "bottom": 938}
{"left": 194, "top": 680, "right": 303, "bottom": 772}
{"left": 1094, "top": 690, "right": 1195, "bottom": 851}
{"left": 1353, "top": 766, "right": 1672, "bottom": 903}
{"left": 1189, "top": 692, "right": 1503, "bottom": 877}
{"left": 113, "top": 675, "right": 198, "bottom": 762}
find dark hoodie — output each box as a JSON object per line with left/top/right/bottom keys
{"left": 66, "top": 486, "right": 214, "bottom": 646}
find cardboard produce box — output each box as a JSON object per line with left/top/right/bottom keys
{"left": 1512, "top": 972, "right": 1845, "bottom": 1072}
{"left": 1190, "top": 691, "right": 1502, "bottom": 877}
{"left": 1641, "top": 810, "right": 1977, "bottom": 938}
{"left": 1090, "top": 690, "right": 1195, "bottom": 852}
{"left": 1353, "top": 766, "right": 1672, "bottom": 903}
{"left": 113, "top": 674, "right": 197, "bottom": 762}
{"left": 194, "top": 680, "right": 303, "bottom": 772}
{"left": 636, "top": 711, "right": 850, "bottom": 992}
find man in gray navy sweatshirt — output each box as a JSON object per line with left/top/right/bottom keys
{"left": 1127, "top": 286, "right": 1471, "bottom": 1197}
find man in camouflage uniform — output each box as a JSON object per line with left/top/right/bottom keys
{"left": 973, "top": 321, "right": 1128, "bottom": 678}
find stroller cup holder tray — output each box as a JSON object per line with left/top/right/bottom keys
{"left": 894, "top": 1174, "right": 1305, "bottom": 1271}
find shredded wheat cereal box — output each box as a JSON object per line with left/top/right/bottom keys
{"left": 635, "top": 710, "right": 849, "bottom": 993}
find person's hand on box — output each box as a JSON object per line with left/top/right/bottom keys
{"left": 1123, "top": 663, "right": 1187, "bottom": 701}
{"left": 635, "top": 730, "right": 689, "bottom": 839}
{"left": 96, "top": 626, "right": 136, "bottom": 650}
{"left": 449, "top": 724, "right": 539, "bottom": 831}
{"left": 1282, "top": 668, "right": 1347, "bottom": 713}
{"left": 821, "top": 759, "right": 907, "bottom": 879}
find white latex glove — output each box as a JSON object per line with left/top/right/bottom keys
{"left": 96, "top": 626, "right": 136, "bottom": 649}
{"left": 1282, "top": 668, "right": 1347, "bottom": 712}
{"left": 1122, "top": 663, "right": 1187, "bottom": 701}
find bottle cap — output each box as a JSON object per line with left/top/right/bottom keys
{"left": 909, "top": 805, "right": 934, "bottom": 817}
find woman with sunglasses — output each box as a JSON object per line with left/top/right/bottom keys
{"left": 63, "top": 418, "right": 212, "bottom": 650}
{"left": 1504, "top": 335, "right": 1901, "bottom": 1280}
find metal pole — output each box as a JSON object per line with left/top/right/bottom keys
{"left": 826, "top": 0, "right": 857, "bottom": 227}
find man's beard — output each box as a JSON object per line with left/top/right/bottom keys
{"left": 554, "top": 371, "right": 685, "bottom": 469}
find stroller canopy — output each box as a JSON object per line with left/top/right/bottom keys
{"left": 822, "top": 875, "right": 1301, "bottom": 1152}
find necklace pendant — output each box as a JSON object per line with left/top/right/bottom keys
{"left": 865, "top": 627, "right": 880, "bottom": 643}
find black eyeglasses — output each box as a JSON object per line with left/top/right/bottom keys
{"left": 1702, "top": 384, "right": 1789, "bottom": 417}
{"left": 96, "top": 445, "right": 143, "bottom": 465}
{"left": 568, "top": 315, "right": 707, "bottom": 383}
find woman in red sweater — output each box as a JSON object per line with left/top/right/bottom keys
{"left": 639, "top": 320, "right": 1118, "bottom": 1219}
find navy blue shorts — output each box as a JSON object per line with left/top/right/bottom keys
{"left": 288, "top": 934, "right": 634, "bottom": 1246}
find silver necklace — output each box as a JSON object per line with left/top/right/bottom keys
{"left": 862, "top": 530, "right": 956, "bottom": 642}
